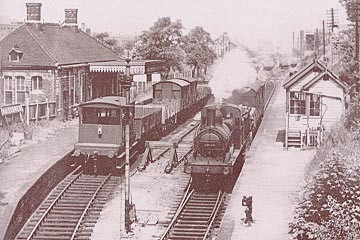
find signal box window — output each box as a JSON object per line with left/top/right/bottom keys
{"left": 289, "top": 91, "right": 305, "bottom": 115}
{"left": 310, "top": 94, "right": 320, "bottom": 116}
{"left": 82, "top": 108, "right": 120, "bottom": 125}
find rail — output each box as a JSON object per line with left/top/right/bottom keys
{"left": 70, "top": 174, "right": 111, "bottom": 240}
{"left": 177, "top": 122, "right": 200, "bottom": 143}
{"left": 203, "top": 191, "right": 225, "bottom": 240}
{"left": 159, "top": 180, "right": 194, "bottom": 240}
{"left": 153, "top": 122, "right": 199, "bottom": 162}
{"left": 26, "top": 165, "right": 82, "bottom": 240}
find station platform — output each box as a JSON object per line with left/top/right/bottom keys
{"left": 0, "top": 120, "right": 78, "bottom": 240}
{"left": 216, "top": 80, "right": 316, "bottom": 239}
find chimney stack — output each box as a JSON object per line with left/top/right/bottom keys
{"left": 26, "top": 3, "right": 42, "bottom": 23}
{"left": 64, "top": 9, "right": 78, "bottom": 26}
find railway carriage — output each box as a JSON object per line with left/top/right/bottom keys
{"left": 224, "top": 80, "right": 266, "bottom": 133}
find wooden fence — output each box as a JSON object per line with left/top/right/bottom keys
{"left": 0, "top": 101, "right": 57, "bottom": 127}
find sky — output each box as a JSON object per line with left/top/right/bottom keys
{"left": 0, "top": 0, "right": 349, "bottom": 52}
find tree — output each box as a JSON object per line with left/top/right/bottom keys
{"left": 136, "top": 17, "right": 184, "bottom": 78}
{"left": 182, "top": 26, "right": 216, "bottom": 77}
{"left": 335, "top": 29, "right": 359, "bottom": 85}
{"left": 338, "top": 0, "right": 360, "bottom": 91}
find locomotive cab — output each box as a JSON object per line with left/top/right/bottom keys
{"left": 73, "top": 96, "right": 135, "bottom": 172}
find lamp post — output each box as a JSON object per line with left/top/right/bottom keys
{"left": 120, "top": 54, "right": 135, "bottom": 237}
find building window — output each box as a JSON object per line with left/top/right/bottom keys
{"left": 310, "top": 94, "right": 320, "bottom": 116}
{"left": 4, "top": 76, "right": 13, "bottom": 105}
{"left": 31, "top": 76, "right": 43, "bottom": 91}
{"left": 290, "top": 91, "right": 305, "bottom": 114}
{"left": 16, "top": 76, "right": 25, "bottom": 104}
{"left": 9, "top": 52, "right": 19, "bottom": 61}
{"left": 8, "top": 45, "right": 23, "bottom": 62}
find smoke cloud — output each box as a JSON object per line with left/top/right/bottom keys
{"left": 209, "top": 49, "right": 258, "bottom": 102}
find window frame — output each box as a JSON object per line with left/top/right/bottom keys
{"left": 4, "top": 76, "right": 13, "bottom": 105}
{"left": 31, "top": 76, "right": 43, "bottom": 91}
{"left": 309, "top": 94, "right": 321, "bottom": 117}
{"left": 289, "top": 91, "right": 306, "bottom": 115}
{"left": 15, "top": 76, "right": 26, "bottom": 104}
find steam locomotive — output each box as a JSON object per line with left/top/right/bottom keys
{"left": 184, "top": 80, "right": 267, "bottom": 191}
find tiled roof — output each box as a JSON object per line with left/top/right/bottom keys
{"left": 0, "top": 25, "right": 56, "bottom": 67}
{"left": 0, "top": 23, "right": 118, "bottom": 68}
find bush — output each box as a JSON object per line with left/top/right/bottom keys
{"left": 290, "top": 126, "right": 360, "bottom": 239}
{"left": 344, "top": 96, "right": 360, "bottom": 131}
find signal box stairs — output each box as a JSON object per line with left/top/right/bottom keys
{"left": 287, "top": 130, "right": 301, "bottom": 148}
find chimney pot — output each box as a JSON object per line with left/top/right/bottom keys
{"left": 26, "top": 3, "right": 42, "bottom": 23}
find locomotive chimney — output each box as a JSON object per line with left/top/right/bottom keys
{"left": 206, "top": 107, "right": 216, "bottom": 126}
{"left": 26, "top": 3, "right": 42, "bottom": 23}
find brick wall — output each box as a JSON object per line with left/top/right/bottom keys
{"left": 57, "top": 66, "right": 90, "bottom": 119}
{"left": 1, "top": 69, "right": 57, "bottom": 106}
{"left": 0, "top": 76, "right": 3, "bottom": 106}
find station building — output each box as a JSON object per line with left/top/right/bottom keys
{"left": 283, "top": 59, "right": 349, "bottom": 148}
{"left": 0, "top": 3, "right": 165, "bottom": 125}
{"left": 213, "top": 32, "right": 237, "bottom": 58}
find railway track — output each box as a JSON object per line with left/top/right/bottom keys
{"left": 147, "top": 121, "right": 199, "bottom": 173}
{"left": 16, "top": 168, "right": 120, "bottom": 240}
{"left": 160, "top": 185, "right": 226, "bottom": 240}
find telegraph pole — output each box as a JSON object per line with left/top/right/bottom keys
{"left": 355, "top": 2, "right": 360, "bottom": 93}
{"left": 323, "top": 20, "right": 326, "bottom": 57}
{"left": 292, "top": 32, "right": 295, "bottom": 55}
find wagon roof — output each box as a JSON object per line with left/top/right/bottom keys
{"left": 80, "top": 96, "right": 127, "bottom": 107}
{"left": 174, "top": 77, "right": 198, "bottom": 83}
{"left": 205, "top": 102, "right": 246, "bottom": 112}
{"left": 244, "top": 80, "right": 266, "bottom": 92}
{"left": 154, "top": 79, "right": 189, "bottom": 87}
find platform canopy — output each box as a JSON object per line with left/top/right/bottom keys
{"left": 89, "top": 59, "right": 165, "bottom": 74}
